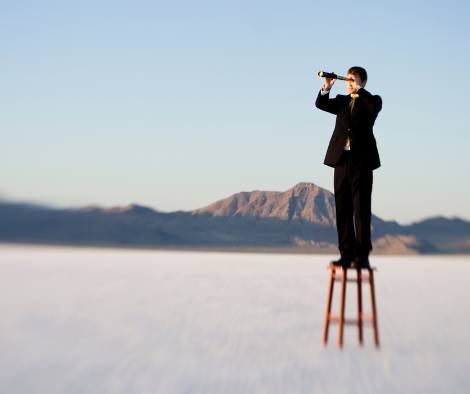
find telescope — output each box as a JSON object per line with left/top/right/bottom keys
{"left": 317, "top": 71, "right": 351, "bottom": 81}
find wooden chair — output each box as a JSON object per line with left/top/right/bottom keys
{"left": 323, "top": 266, "right": 379, "bottom": 348}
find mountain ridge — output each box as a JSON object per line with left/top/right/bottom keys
{"left": 0, "top": 182, "right": 469, "bottom": 254}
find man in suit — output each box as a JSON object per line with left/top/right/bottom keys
{"left": 315, "top": 67, "right": 382, "bottom": 268}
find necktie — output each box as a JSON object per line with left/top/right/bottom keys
{"left": 350, "top": 93, "right": 359, "bottom": 114}
{"left": 346, "top": 94, "right": 359, "bottom": 148}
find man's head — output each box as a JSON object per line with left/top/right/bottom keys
{"left": 347, "top": 66, "right": 367, "bottom": 94}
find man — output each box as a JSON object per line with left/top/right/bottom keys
{"left": 315, "top": 67, "right": 382, "bottom": 268}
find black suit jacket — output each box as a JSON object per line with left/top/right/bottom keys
{"left": 315, "top": 88, "right": 382, "bottom": 170}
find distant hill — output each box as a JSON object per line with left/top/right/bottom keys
{"left": 0, "top": 183, "right": 469, "bottom": 254}
{"left": 405, "top": 217, "right": 470, "bottom": 253}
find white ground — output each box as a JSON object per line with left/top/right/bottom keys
{"left": 1, "top": 245, "right": 469, "bottom": 394}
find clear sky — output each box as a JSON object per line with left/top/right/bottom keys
{"left": 1, "top": 0, "right": 469, "bottom": 224}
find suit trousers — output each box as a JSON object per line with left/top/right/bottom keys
{"left": 334, "top": 151, "right": 373, "bottom": 260}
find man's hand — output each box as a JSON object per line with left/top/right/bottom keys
{"left": 349, "top": 77, "right": 367, "bottom": 92}
{"left": 323, "top": 71, "right": 336, "bottom": 90}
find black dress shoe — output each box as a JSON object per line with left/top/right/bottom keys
{"left": 329, "top": 257, "right": 353, "bottom": 267}
{"left": 350, "top": 257, "right": 371, "bottom": 269}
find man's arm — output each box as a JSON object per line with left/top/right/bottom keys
{"left": 357, "top": 88, "right": 382, "bottom": 115}
{"left": 315, "top": 90, "right": 342, "bottom": 114}
{"left": 315, "top": 72, "right": 342, "bottom": 114}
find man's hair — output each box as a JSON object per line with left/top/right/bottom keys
{"left": 348, "top": 66, "right": 367, "bottom": 82}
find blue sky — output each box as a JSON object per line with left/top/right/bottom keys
{"left": 1, "top": 0, "right": 469, "bottom": 224}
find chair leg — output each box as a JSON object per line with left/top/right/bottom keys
{"left": 369, "top": 269, "right": 379, "bottom": 347}
{"left": 323, "top": 268, "right": 335, "bottom": 345}
{"left": 338, "top": 267, "right": 347, "bottom": 348}
{"left": 357, "top": 268, "right": 363, "bottom": 345}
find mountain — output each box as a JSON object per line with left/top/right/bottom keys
{"left": 0, "top": 183, "right": 469, "bottom": 254}
{"left": 193, "top": 183, "right": 336, "bottom": 226}
{"left": 186, "top": 183, "right": 338, "bottom": 251}
{"left": 405, "top": 217, "right": 470, "bottom": 253}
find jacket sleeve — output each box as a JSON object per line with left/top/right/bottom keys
{"left": 315, "top": 90, "right": 342, "bottom": 115}
{"left": 357, "top": 88, "right": 382, "bottom": 115}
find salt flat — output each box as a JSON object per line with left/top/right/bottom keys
{"left": 1, "top": 245, "right": 469, "bottom": 394}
